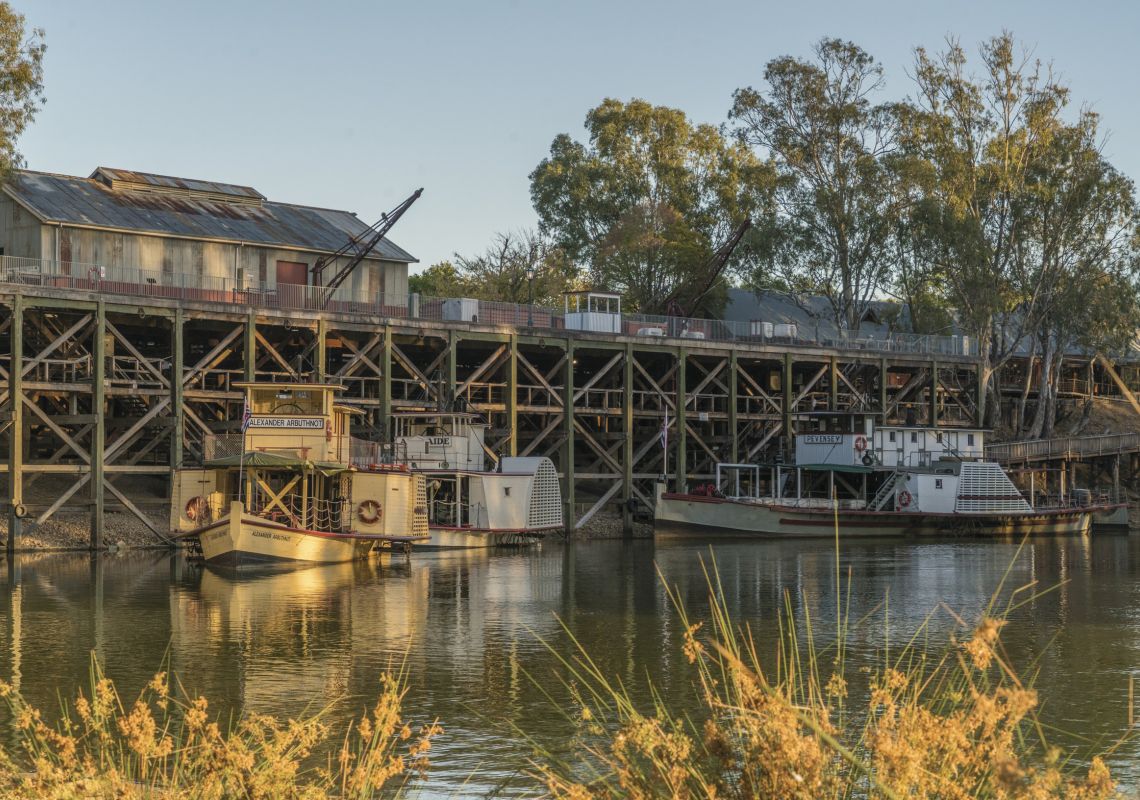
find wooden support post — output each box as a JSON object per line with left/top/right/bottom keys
{"left": 6, "top": 295, "right": 22, "bottom": 552}
{"left": 446, "top": 330, "right": 458, "bottom": 409}
{"left": 829, "top": 356, "right": 838, "bottom": 411}
{"left": 880, "top": 358, "right": 888, "bottom": 420}
{"left": 563, "top": 339, "right": 575, "bottom": 534}
{"left": 1113, "top": 454, "right": 1121, "bottom": 502}
{"left": 315, "top": 317, "right": 328, "bottom": 382}
{"left": 782, "top": 353, "right": 793, "bottom": 456}
{"left": 171, "top": 308, "right": 184, "bottom": 470}
{"left": 676, "top": 348, "right": 687, "bottom": 493}
{"left": 379, "top": 326, "right": 392, "bottom": 440}
{"left": 507, "top": 334, "right": 518, "bottom": 457}
{"left": 728, "top": 351, "right": 738, "bottom": 463}
{"left": 90, "top": 301, "right": 106, "bottom": 548}
{"left": 930, "top": 360, "right": 939, "bottom": 426}
{"left": 622, "top": 342, "right": 633, "bottom": 536}
{"left": 243, "top": 310, "right": 256, "bottom": 382}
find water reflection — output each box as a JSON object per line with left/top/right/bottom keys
{"left": 2, "top": 536, "right": 1139, "bottom": 796}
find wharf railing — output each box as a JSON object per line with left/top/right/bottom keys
{"left": 0, "top": 256, "right": 977, "bottom": 357}
{"left": 986, "top": 432, "right": 1140, "bottom": 464}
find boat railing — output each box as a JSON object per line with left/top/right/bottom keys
{"left": 429, "top": 498, "right": 485, "bottom": 527}
{"left": 350, "top": 438, "right": 408, "bottom": 468}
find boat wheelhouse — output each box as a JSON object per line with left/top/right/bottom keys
{"left": 171, "top": 383, "right": 428, "bottom": 566}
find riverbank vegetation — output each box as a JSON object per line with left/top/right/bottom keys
{"left": 0, "top": 660, "right": 441, "bottom": 799}
{"left": 534, "top": 561, "right": 1124, "bottom": 799}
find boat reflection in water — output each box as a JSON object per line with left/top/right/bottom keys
{"left": 166, "top": 549, "right": 567, "bottom": 726}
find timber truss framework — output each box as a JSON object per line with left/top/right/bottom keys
{"left": 0, "top": 287, "right": 983, "bottom": 551}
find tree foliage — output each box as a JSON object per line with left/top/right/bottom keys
{"left": 408, "top": 230, "right": 579, "bottom": 307}
{"left": 893, "top": 33, "right": 1140, "bottom": 425}
{"left": 0, "top": 2, "right": 44, "bottom": 176}
{"left": 730, "top": 38, "right": 897, "bottom": 331}
{"left": 530, "top": 98, "right": 775, "bottom": 315}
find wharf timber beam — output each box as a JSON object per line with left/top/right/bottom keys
{"left": 91, "top": 301, "right": 105, "bottom": 547}
{"left": 0, "top": 283, "right": 987, "bottom": 543}
{"left": 6, "top": 295, "right": 21, "bottom": 551}
{"left": 563, "top": 339, "right": 575, "bottom": 533}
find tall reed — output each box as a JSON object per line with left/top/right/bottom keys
{"left": 0, "top": 657, "right": 441, "bottom": 799}
{"left": 534, "top": 556, "right": 1125, "bottom": 799}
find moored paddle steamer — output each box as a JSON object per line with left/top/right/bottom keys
{"left": 171, "top": 382, "right": 428, "bottom": 566}
{"left": 655, "top": 413, "right": 1121, "bottom": 539}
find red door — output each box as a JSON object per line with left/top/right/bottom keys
{"left": 275, "top": 260, "right": 308, "bottom": 308}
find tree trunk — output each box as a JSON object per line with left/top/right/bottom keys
{"left": 1015, "top": 337, "right": 1038, "bottom": 435}
{"left": 1027, "top": 334, "right": 1055, "bottom": 440}
{"left": 1042, "top": 347, "right": 1065, "bottom": 438}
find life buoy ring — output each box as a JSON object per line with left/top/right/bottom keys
{"left": 185, "top": 496, "right": 211, "bottom": 523}
{"left": 854, "top": 435, "right": 868, "bottom": 454}
{"left": 357, "top": 499, "right": 382, "bottom": 525}
{"left": 897, "top": 490, "right": 912, "bottom": 509}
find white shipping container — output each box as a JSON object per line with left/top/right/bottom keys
{"left": 774, "top": 323, "right": 798, "bottom": 338}
{"left": 442, "top": 298, "right": 480, "bottom": 322}
{"left": 750, "top": 321, "right": 775, "bottom": 337}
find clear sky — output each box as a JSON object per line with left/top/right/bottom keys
{"left": 18, "top": 0, "right": 1140, "bottom": 272}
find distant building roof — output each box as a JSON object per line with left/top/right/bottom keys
{"left": 3, "top": 168, "right": 417, "bottom": 263}
{"left": 723, "top": 288, "right": 910, "bottom": 339}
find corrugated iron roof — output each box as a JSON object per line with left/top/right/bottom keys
{"left": 5, "top": 169, "right": 417, "bottom": 263}
{"left": 90, "top": 167, "right": 266, "bottom": 201}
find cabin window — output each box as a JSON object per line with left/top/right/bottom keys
{"left": 504, "top": 487, "right": 511, "bottom": 497}
{"left": 936, "top": 432, "right": 943, "bottom": 443}
{"left": 967, "top": 433, "right": 975, "bottom": 446}
{"left": 888, "top": 431, "right": 896, "bottom": 443}
{"left": 910, "top": 432, "right": 918, "bottom": 444}
{"left": 935, "top": 479, "right": 943, "bottom": 489}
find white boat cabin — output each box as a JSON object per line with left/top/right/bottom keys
{"left": 873, "top": 426, "right": 985, "bottom": 468}
{"left": 392, "top": 412, "right": 488, "bottom": 471}
{"left": 793, "top": 413, "right": 877, "bottom": 469}
{"left": 793, "top": 413, "right": 985, "bottom": 470}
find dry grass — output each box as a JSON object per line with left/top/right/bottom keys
{"left": 533, "top": 556, "right": 1126, "bottom": 799}
{"left": 0, "top": 658, "right": 441, "bottom": 799}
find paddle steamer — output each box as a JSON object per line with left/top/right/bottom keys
{"left": 655, "top": 413, "right": 1120, "bottom": 539}
{"left": 171, "top": 382, "right": 428, "bottom": 566}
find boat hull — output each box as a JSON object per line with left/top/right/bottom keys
{"left": 415, "top": 525, "right": 555, "bottom": 550}
{"left": 654, "top": 489, "right": 1097, "bottom": 540}
{"left": 194, "top": 506, "right": 377, "bottom": 566}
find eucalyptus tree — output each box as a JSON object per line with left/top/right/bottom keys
{"left": 0, "top": 2, "right": 44, "bottom": 175}
{"left": 894, "top": 33, "right": 1097, "bottom": 426}
{"left": 730, "top": 38, "right": 898, "bottom": 332}
{"left": 530, "top": 98, "right": 775, "bottom": 315}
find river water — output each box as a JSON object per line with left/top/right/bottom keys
{"left": 1, "top": 536, "right": 1138, "bottom": 796}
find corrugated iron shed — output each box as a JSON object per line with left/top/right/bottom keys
{"left": 4, "top": 168, "right": 417, "bottom": 263}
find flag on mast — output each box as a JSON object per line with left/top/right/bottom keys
{"left": 241, "top": 398, "right": 252, "bottom": 432}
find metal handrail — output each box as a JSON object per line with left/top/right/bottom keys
{"left": 0, "top": 255, "right": 977, "bottom": 357}
{"left": 986, "top": 432, "right": 1140, "bottom": 463}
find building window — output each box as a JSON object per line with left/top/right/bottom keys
{"left": 888, "top": 431, "right": 896, "bottom": 443}
{"left": 967, "top": 433, "right": 975, "bottom": 446}
{"left": 504, "top": 487, "right": 511, "bottom": 497}
{"left": 910, "top": 432, "right": 918, "bottom": 443}
{"left": 936, "top": 432, "right": 943, "bottom": 443}
{"left": 935, "top": 479, "right": 943, "bottom": 489}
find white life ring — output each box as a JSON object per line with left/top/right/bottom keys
{"left": 185, "top": 495, "right": 211, "bottom": 523}
{"left": 854, "top": 435, "right": 868, "bottom": 454}
{"left": 897, "top": 490, "right": 912, "bottom": 509}
{"left": 357, "top": 499, "right": 382, "bottom": 525}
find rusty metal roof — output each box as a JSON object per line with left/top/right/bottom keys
{"left": 4, "top": 169, "right": 417, "bottom": 263}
